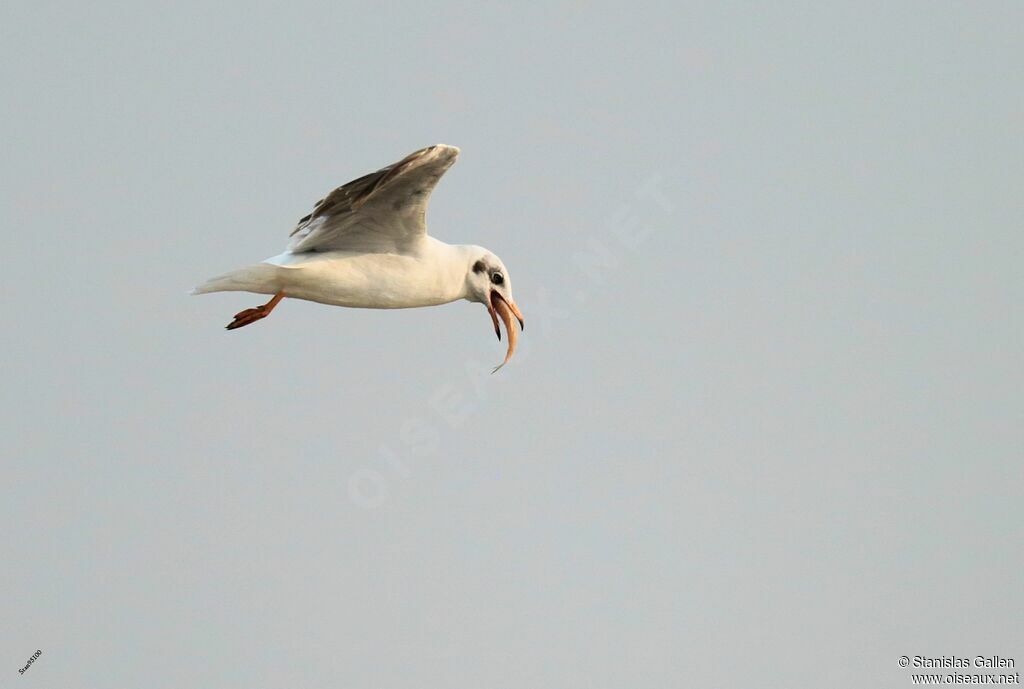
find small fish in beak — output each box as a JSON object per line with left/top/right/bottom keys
{"left": 489, "top": 292, "right": 524, "bottom": 373}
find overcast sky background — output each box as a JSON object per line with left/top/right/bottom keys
{"left": 2, "top": 2, "right": 1022, "bottom": 687}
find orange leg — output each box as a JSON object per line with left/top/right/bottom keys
{"left": 226, "top": 291, "right": 285, "bottom": 330}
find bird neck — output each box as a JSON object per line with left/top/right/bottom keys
{"left": 420, "top": 239, "right": 478, "bottom": 303}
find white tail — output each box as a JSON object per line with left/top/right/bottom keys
{"left": 191, "top": 264, "right": 280, "bottom": 295}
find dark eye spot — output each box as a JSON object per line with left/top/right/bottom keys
{"left": 472, "top": 260, "right": 486, "bottom": 274}
{"left": 491, "top": 272, "right": 504, "bottom": 285}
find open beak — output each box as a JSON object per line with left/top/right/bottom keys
{"left": 488, "top": 291, "right": 524, "bottom": 372}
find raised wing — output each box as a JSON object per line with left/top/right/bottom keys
{"left": 287, "top": 144, "right": 459, "bottom": 253}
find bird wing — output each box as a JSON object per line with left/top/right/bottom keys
{"left": 287, "top": 144, "right": 460, "bottom": 253}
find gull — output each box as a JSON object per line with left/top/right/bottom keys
{"left": 193, "top": 144, "right": 524, "bottom": 371}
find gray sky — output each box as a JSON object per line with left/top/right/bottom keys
{"left": 2, "top": 2, "right": 1022, "bottom": 687}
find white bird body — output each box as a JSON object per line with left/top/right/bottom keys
{"left": 193, "top": 144, "right": 524, "bottom": 369}
{"left": 198, "top": 239, "right": 476, "bottom": 309}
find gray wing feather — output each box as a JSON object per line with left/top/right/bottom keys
{"left": 287, "top": 144, "right": 459, "bottom": 253}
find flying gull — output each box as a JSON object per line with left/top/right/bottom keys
{"left": 193, "top": 145, "right": 524, "bottom": 371}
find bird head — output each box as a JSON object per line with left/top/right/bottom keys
{"left": 465, "top": 249, "right": 524, "bottom": 372}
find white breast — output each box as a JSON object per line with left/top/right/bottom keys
{"left": 263, "top": 242, "right": 467, "bottom": 309}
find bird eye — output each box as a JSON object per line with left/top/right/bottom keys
{"left": 491, "top": 272, "right": 504, "bottom": 285}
